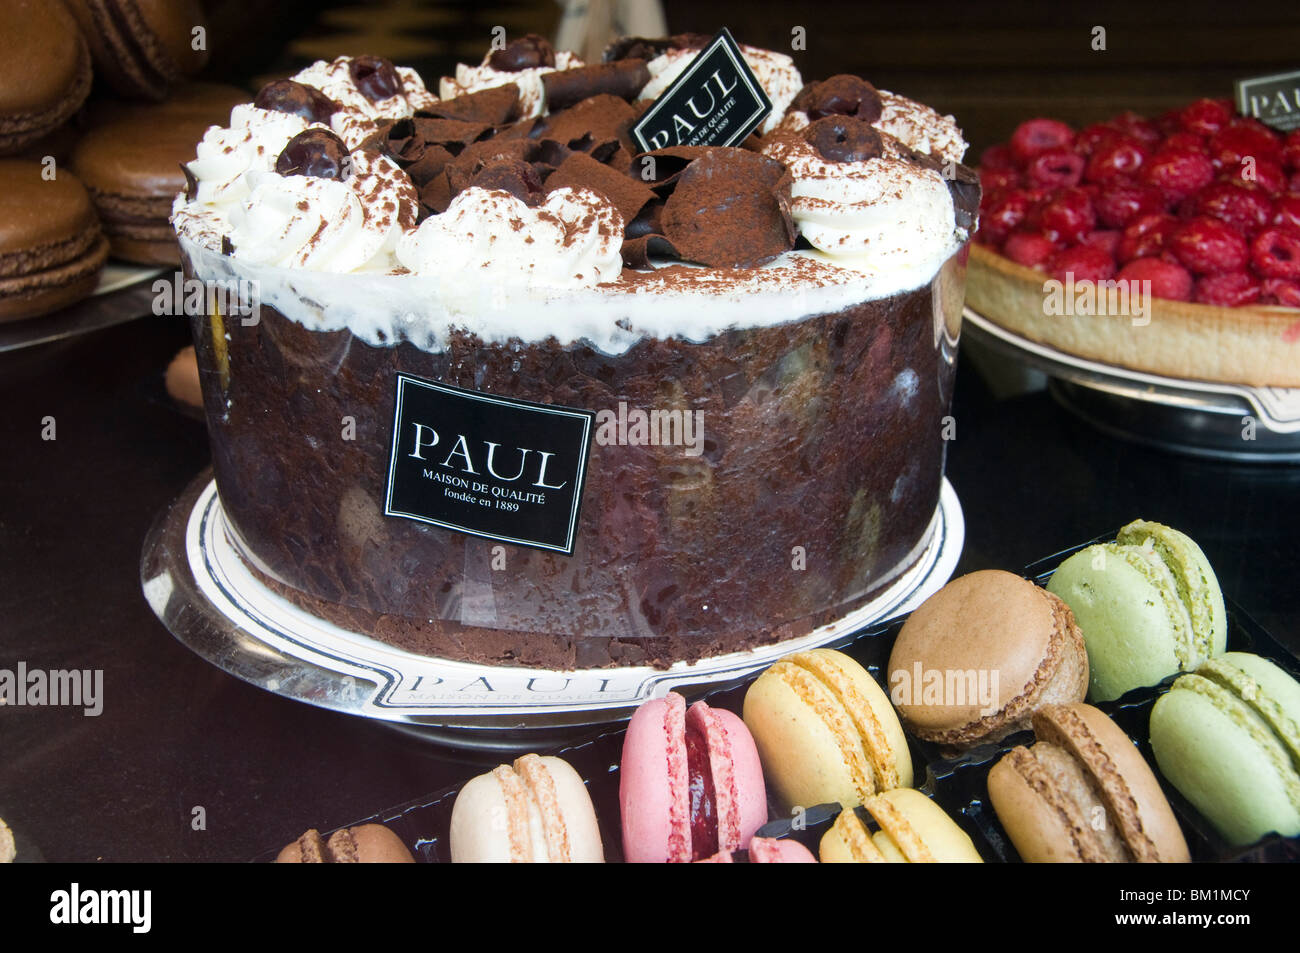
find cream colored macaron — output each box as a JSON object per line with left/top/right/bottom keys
{"left": 450, "top": 753, "right": 604, "bottom": 863}
{"left": 820, "top": 788, "right": 983, "bottom": 863}
{"left": 743, "top": 648, "right": 912, "bottom": 811}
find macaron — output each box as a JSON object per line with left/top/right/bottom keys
{"left": 451, "top": 753, "right": 604, "bottom": 863}
{"left": 275, "top": 824, "right": 414, "bottom": 863}
{"left": 1048, "top": 519, "right": 1227, "bottom": 702}
{"left": 66, "top": 0, "right": 209, "bottom": 101}
{"left": 0, "top": 0, "right": 92, "bottom": 155}
{"left": 743, "top": 648, "right": 913, "bottom": 811}
{"left": 620, "top": 693, "right": 767, "bottom": 863}
{"left": 747, "top": 837, "right": 817, "bottom": 863}
{"left": 819, "top": 788, "right": 983, "bottom": 863}
{"left": 0, "top": 159, "right": 108, "bottom": 322}
{"left": 695, "top": 837, "right": 818, "bottom": 863}
{"left": 887, "top": 570, "right": 1088, "bottom": 749}
{"left": 1149, "top": 652, "right": 1300, "bottom": 846}
{"left": 988, "top": 703, "right": 1190, "bottom": 862}
{"left": 71, "top": 83, "right": 247, "bottom": 265}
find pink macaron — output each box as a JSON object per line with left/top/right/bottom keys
{"left": 620, "top": 692, "right": 767, "bottom": 863}
{"left": 696, "top": 837, "right": 817, "bottom": 863}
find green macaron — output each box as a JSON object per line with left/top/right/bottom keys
{"left": 1149, "top": 652, "right": 1300, "bottom": 847}
{"left": 1047, "top": 519, "right": 1227, "bottom": 702}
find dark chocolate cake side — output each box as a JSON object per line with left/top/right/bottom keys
{"left": 188, "top": 257, "right": 959, "bottom": 669}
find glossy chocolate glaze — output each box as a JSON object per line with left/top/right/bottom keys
{"left": 187, "top": 256, "right": 962, "bottom": 669}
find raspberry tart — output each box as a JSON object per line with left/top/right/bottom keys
{"left": 171, "top": 36, "right": 978, "bottom": 669}
{"left": 969, "top": 103, "right": 1300, "bottom": 387}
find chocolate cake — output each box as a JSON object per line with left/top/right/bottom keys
{"left": 171, "top": 35, "right": 977, "bottom": 669}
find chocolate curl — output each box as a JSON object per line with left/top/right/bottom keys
{"left": 542, "top": 60, "right": 650, "bottom": 113}
{"left": 539, "top": 95, "right": 637, "bottom": 152}
{"left": 660, "top": 149, "right": 795, "bottom": 268}
{"left": 620, "top": 234, "right": 679, "bottom": 269}
{"left": 466, "top": 158, "right": 545, "bottom": 206}
{"left": 633, "top": 146, "right": 712, "bottom": 194}
{"left": 420, "top": 83, "right": 521, "bottom": 125}
{"left": 603, "top": 33, "right": 710, "bottom": 62}
{"left": 545, "top": 152, "right": 655, "bottom": 223}
{"left": 406, "top": 145, "right": 455, "bottom": 188}
{"left": 947, "top": 163, "right": 981, "bottom": 232}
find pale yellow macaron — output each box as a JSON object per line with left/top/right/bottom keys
{"left": 820, "top": 788, "right": 983, "bottom": 863}
{"left": 743, "top": 648, "right": 912, "bottom": 811}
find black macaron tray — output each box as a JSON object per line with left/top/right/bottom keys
{"left": 258, "top": 531, "right": 1300, "bottom": 863}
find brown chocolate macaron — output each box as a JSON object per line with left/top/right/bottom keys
{"left": 71, "top": 83, "right": 246, "bottom": 265}
{"left": 887, "top": 570, "right": 1088, "bottom": 749}
{"left": 0, "top": 159, "right": 108, "bottom": 322}
{"left": 275, "top": 824, "right": 415, "bottom": 863}
{"left": 66, "top": 0, "right": 209, "bottom": 101}
{"left": 0, "top": 0, "right": 92, "bottom": 155}
{"left": 988, "top": 703, "right": 1190, "bottom": 863}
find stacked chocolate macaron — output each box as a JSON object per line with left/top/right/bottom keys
{"left": 0, "top": 159, "right": 109, "bottom": 322}
{"left": 0, "top": 0, "right": 231, "bottom": 321}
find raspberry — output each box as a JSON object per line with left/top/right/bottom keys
{"left": 980, "top": 167, "right": 1019, "bottom": 195}
{"left": 980, "top": 189, "right": 1034, "bottom": 243}
{"left": 1195, "top": 271, "right": 1262, "bottom": 306}
{"left": 1221, "top": 157, "right": 1287, "bottom": 195}
{"left": 1026, "top": 148, "right": 1085, "bottom": 188}
{"left": 1010, "top": 118, "right": 1075, "bottom": 163}
{"left": 1084, "top": 137, "right": 1149, "bottom": 183}
{"left": 1210, "top": 119, "right": 1284, "bottom": 168}
{"left": 1039, "top": 187, "right": 1096, "bottom": 243}
{"left": 1077, "top": 123, "right": 1120, "bottom": 156}
{"left": 1119, "top": 213, "right": 1178, "bottom": 263}
{"left": 1112, "top": 112, "right": 1162, "bottom": 148}
{"left": 1285, "top": 131, "right": 1300, "bottom": 171}
{"left": 1250, "top": 226, "right": 1300, "bottom": 279}
{"left": 1195, "top": 181, "right": 1274, "bottom": 235}
{"left": 1143, "top": 148, "right": 1215, "bottom": 201}
{"left": 980, "top": 143, "right": 1018, "bottom": 171}
{"left": 1170, "top": 217, "right": 1250, "bottom": 274}
{"left": 1178, "top": 98, "right": 1234, "bottom": 137}
{"left": 1081, "top": 229, "right": 1121, "bottom": 258}
{"left": 1262, "top": 278, "right": 1300, "bottom": 307}
{"left": 1117, "top": 257, "right": 1194, "bottom": 301}
{"left": 1049, "top": 245, "right": 1117, "bottom": 284}
{"left": 1160, "top": 132, "right": 1209, "bottom": 155}
{"left": 1273, "top": 194, "right": 1300, "bottom": 229}
{"left": 1002, "top": 231, "right": 1059, "bottom": 269}
{"left": 1094, "top": 181, "right": 1167, "bottom": 228}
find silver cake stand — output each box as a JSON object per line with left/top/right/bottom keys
{"left": 141, "top": 471, "right": 963, "bottom": 747}
{"left": 0, "top": 263, "right": 166, "bottom": 353}
{"left": 962, "top": 306, "right": 1300, "bottom": 462}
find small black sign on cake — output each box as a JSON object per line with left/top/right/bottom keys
{"left": 1235, "top": 70, "right": 1300, "bottom": 132}
{"left": 630, "top": 28, "right": 772, "bottom": 153}
{"left": 384, "top": 374, "right": 594, "bottom": 554}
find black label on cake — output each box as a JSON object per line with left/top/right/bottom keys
{"left": 384, "top": 374, "right": 594, "bottom": 554}
{"left": 1235, "top": 70, "right": 1300, "bottom": 131}
{"left": 629, "top": 28, "right": 772, "bottom": 152}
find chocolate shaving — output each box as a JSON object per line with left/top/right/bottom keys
{"left": 419, "top": 83, "right": 521, "bottom": 125}
{"left": 542, "top": 60, "right": 650, "bottom": 112}
{"left": 538, "top": 95, "right": 637, "bottom": 153}
{"left": 467, "top": 158, "right": 545, "bottom": 206}
{"left": 545, "top": 152, "right": 654, "bottom": 223}
{"left": 180, "top": 162, "right": 198, "bottom": 202}
{"left": 603, "top": 33, "right": 710, "bottom": 62}
{"left": 659, "top": 148, "right": 794, "bottom": 268}
{"left": 947, "top": 163, "right": 982, "bottom": 231}
{"left": 488, "top": 34, "right": 555, "bottom": 71}
{"left": 620, "top": 234, "right": 679, "bottom": 269}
